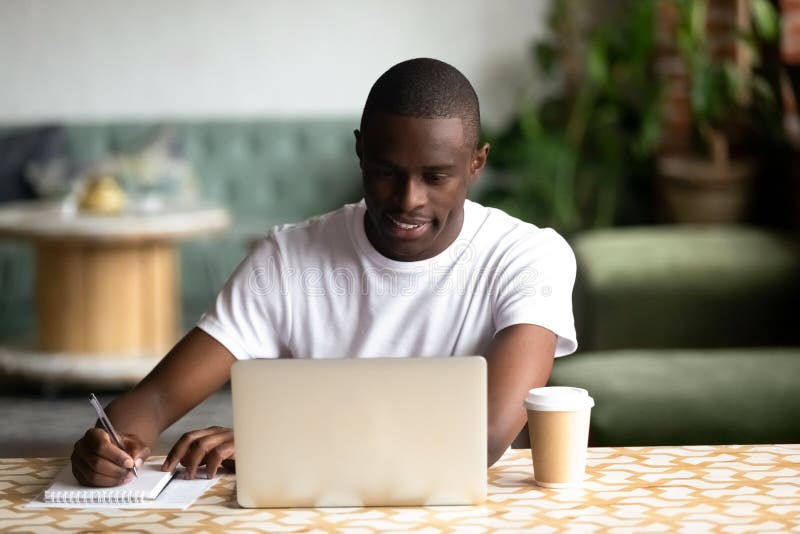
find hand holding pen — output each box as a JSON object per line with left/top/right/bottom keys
{"left": 71, "top": 394, "right": 152, "bottom": 487}
{"left": 88, "top": 393, "right": 139, "bottom": 478}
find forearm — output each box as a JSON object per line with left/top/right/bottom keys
{"left": 485, "top": 324, "right": 557, "bottom": 467}
{"left": 104, "top": 386, "right": 168, "bottom": 449}
{"left": 487, "top": 407, "right": 528, "bottom": 466}
{"left": 486, "top": 358, "right": 548, "bottom": 467}
{"left": 104, "top": 328, "right": 236, "bottom": 449}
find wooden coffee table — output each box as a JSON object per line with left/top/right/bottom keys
{"left": 1, "top": 444, "right": 798, "bottom": 531}
{"left": 0, "top": 200, "right": 230, "bottom": 386}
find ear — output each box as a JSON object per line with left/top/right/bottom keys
{"left": 469, "top": 142, "right": 490, "bottom": 185}
{"left": 354, "top": 129, "right": 363, "bottom": 165}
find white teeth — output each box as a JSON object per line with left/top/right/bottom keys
{"left": 388, "top": 215, "right": 421, "bottom": 229}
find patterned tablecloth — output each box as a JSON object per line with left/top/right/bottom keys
{"left": 1, "top": 444, "right": 799, "bottom": 533}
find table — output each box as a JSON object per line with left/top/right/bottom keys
{"left": 0, "top": 201, "right": 229, "bottom": 386}
{"left": 1, "top": 445, "right": 798, "bottom": 532}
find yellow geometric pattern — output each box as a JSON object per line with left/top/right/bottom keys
{"left": 1, "top": 444, "right": 799, "bottom": 532}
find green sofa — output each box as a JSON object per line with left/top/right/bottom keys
{"left": 548, "top": 226, "right": 800, "bottom": 446}
{"left": 0, "top": 120, "right": 363, "bottom": 342}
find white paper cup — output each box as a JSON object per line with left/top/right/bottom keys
{"left": 524, "top": 387, "right": 594, "bottom": 488}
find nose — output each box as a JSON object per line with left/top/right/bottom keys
{"left": 395, "top": 175, "right": 427, "bottom": 213}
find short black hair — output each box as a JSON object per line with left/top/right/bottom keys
{"left": 360, "top": 58, "right": 481, "bottom": 148}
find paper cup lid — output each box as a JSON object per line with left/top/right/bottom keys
{"left": 524, "top": 386, "right": 595, "bottom": 411}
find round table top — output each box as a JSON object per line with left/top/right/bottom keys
{"left": 0, "top": 200, "right": 230, "bottom": 243}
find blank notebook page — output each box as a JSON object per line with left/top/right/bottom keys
{"left": 44, "top": 459, "right": 175, "bottom": 504}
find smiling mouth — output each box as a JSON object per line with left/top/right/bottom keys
{"left": 387, "top": 214, "right": 424, "bottom": 229}
{"left": 383, "top": 213, "right": 430, "bottom": 238}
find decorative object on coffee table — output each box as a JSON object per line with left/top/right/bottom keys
{"left": 77, "top": 174, "right": 127, "bottom": 214}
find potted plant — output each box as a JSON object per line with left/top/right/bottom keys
{"left": 656, "top": 0, "right": 780, "bottom": 223}
{"left": 477, "top": 0, "right": 662, "bottom": 235}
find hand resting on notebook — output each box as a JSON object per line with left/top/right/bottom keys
{"left": 161, "top": 425, "right": 236, "bottom": 480}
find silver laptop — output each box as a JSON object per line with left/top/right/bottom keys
{"left": 231, "top": 356, "right": 487, "bottom": 508}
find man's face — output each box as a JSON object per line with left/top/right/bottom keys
{"left": 355, "top": 112, "right": 488, "bottom": 262}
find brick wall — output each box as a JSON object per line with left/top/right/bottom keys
{"left": 656, "top": 0, "right": 693, "bottom": 156}
{"left": 656, "top": 0, "right": 746, "bottom": 156}
{"left": 780, "top": 0, "right": 800, "bottom": 225}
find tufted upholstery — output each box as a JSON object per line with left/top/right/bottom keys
{"left": 58, "top": 120, "right": 361, "bottom": 230}
{"left": 0, "top": 119, "right": 363, "bottom": 341}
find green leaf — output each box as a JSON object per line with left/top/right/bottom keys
{"left": 691, "top": 66, "right": 712, "bottom": 123}
{"left": 751, "top": 76, "right": 776, "bottom": 104}
{"left": 689, "top": 0, "right": 707, "bottom": 42}
{"left": 751, "top": 0, "right": 779, "bottom": 42}
{"left": 723, "top": 63, "right": 746, "bottom": 104}
{"left": 587, "top": 37, "right": 609, "bottom": 88}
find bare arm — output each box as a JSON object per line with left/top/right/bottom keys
{"left": 485, "top": 324, "right": 556, "bottom": 467}
{"left": 71, "top": 327, "right": 236, "bottom": 486}
{"left": 105, "top": 327, "right": 235, "bottom": 443}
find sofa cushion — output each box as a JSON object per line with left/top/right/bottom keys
{"left": 547, "top": 347, "right": 800, "bottom": 446}
{"left": 572, "top": 226, "right": 800, "bottom": 351}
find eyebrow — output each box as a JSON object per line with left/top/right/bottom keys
{"left": 421, "top": 164, "right": 458, "bottom": 172}
{"left": 367, "top": 158, "right": 458, "bottom": 172}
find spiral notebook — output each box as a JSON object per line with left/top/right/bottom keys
{"left": 27, "top": 458, "right": 217, "bottom": 509}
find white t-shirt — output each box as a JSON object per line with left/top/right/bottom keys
{"left": 197, "top": 199, "right": 578, "bottom": 360}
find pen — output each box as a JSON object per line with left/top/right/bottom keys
{"left": 88, "top": 393, "right": 138, "bottom": 478}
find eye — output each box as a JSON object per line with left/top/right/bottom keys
{"left": 424, "top": 173, "right": 450, "bottom": 184}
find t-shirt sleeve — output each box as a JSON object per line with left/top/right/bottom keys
{"left": 196, "top": 235, "right": 289, "bottom": 360}
{"left": 491, "top": 228, "right": 578, "bottom": 357}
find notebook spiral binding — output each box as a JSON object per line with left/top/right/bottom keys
{"left": 44, "top": 489, "right": 147, "bottom": 504}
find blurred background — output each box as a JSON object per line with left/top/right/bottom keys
{"left": 0, "top": 0, "right": 798, "bottom": 458}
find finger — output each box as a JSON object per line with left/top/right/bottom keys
{"left": 204, "top": 439, "right": 235, "bottom": 479}
{"left": 162, "top": 428, "right": 219, "bottom": 471}
{"left": 162, "top": 427, "right": 225, "bottom": 472}
{"left": 71, "top": 449, "right": 132, "bottom": 487}
{"left": 221, "top": 459, "right": 236, "bottom": 473}
{"left": 181, "top": 430, "right": 234, "bottom": 480}
{"left": 122, "top": 437, "right": 151, "bottom": 469}
{"left": 84, "top": 428, "right": 135, "bottom": 469}
{"left": 74, "top": 437, "right": 132, "bottom": 481}
{"left": 182, "top": 431, "right": 234, "bottom": 480}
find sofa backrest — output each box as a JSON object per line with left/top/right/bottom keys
{"left": 572, "top": 226, "right": 800, "bottom": 351}
{"left": 56, "top": 119, "right": 361, "bottom": 229}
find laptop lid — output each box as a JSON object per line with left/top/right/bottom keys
{"left": 231, "top": 356, "right": 487, "bottom": 508}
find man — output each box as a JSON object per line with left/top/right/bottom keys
{"left": 71, "top": 58, "right": 577, "bottom": 487}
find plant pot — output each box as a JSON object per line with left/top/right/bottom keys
{"left": 657, "top": 155, "right": 755, "bottom": 224}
